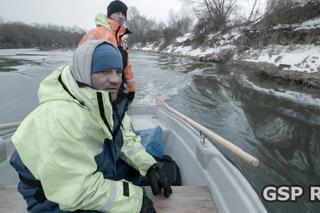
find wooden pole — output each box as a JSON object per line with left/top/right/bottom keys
{"left": 0, "top": 122, "right": 20, "bottom": 131}
{"left": 156, "top": 97, "right": 259, "bottom": 167}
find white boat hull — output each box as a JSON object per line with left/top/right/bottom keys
{"left": 0, "top": 104, "right": 267, "bottom": 213}
{"left": 129, "top": 104, "right": 267, "bottom": 213}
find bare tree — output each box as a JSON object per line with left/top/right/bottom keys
{"left": 127, "top": 7, "right": 153, "bottom": 43}
{"left": 230, "top": 0, "right": 264, "bottom": 25}
{"left": 248, "top": 0, "right": 258, "bottom": 21}
{"left": 265, "top": 0, "right": 299, "bottom": 14}
{"left": 206, "top": 0, "right": 238, "bottom": 29}
{"left": 262, "top": 0, "right": 309, "bottom": 25}
{"left": 127, "top": 7, "right": 167, "bottom": 44}
{"left": 184, "top": 0, "right": 238, "bottom": 32}
{"left": 246, "top": 0, "right": 264, "bottom": 23}
{"left": 127, "top": 6, "right": 193, "bottom": 45}
{"left": 167, "top": 10, "right": 192, "bottom": 36}
{"left": 0, "top": 22, "right": 84, "bottom": 48}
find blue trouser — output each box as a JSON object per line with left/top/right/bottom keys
{"left": 11, "top": 151, "right": 140, "bottom": 213}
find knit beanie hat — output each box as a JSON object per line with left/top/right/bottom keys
{"left": 91, "top": 43, "right": 123, "bottom": 74}
{"left": 107, "top": 0, "right": 128, "bottom": 18}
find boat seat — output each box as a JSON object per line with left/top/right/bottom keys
{"left": 0, "top": 136, "right": 15, "bottom": 164}
{"left": 0, "top": 186, "right": 217, "bottom": 213}
{"left": 0, "top": 137, "right": 20, "bottom": 185}
{"left": 130, "top": 114, "right": 169, "bottom": 141}
{"left": 0, "top": 138, "right": 6, "bottom": 163}
{"left": 145, "top": 186, "right": 218, "bottom": 213}
{"left": 0, "top": 185, "right": 27, "bottom": 213}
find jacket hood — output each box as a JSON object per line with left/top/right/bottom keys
{"left": 38, "top": 40, "right": 117, "bottom": 107}
{"left": 95, "top": 13, "right": 131, "bottom": 36}
{"left": 71, "top": 40, "right": 105, "bottom": 87}
{"left": 95, "top": 13, "right": 112, "bottom": 30}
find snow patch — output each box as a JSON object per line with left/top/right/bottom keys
{"left": 243, "top": 45, "right": 320, "bottom": 73}
{"left": 133, "top": 20, "right": 320, "bottom": 75}
{"left": 273, "top": 17, "right": 320, "bottom": 30}
{"left": 295, "top": 17, "right": 320, "bottom": 30}
{"left": 176, "top": 33, "right": 193, "bottom": 43}
{"left": 165, "top": 44, "right": 174, "bottom": 53}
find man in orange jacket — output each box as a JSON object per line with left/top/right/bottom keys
{"left": 80, "top": 0, "right": 136, "bottom": 103}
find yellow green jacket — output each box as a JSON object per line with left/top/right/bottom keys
{"left": 11, "top": 63, "right": 156, "bottom": 212}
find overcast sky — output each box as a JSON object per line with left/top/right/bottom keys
{"left": 0, "top": 0, "right": 183, "bottom": 30}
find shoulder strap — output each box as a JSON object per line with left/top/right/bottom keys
{"left": 58, "top": 74, "right": 85, "bottom": 106}
{"left": 97, "top": 92, "right": 113, "bottom": 138}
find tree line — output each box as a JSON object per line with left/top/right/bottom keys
{"left": 0, "top": 21, "right": 85, "bottom": 48}
{"left": 126, "top": 7, "right": 192, "bottom": 48}
{"left": 0, "top": 0, "right": 317, "bottom": 49}
{"left": 126, "top": 0, "right": 319, "bottom": 47}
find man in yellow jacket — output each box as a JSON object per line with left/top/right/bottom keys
{"left": 80, "top": 0, "right": 135, "bottom": 104}
{"left": 10, "top": 40, "right": 172, "bottom": 213}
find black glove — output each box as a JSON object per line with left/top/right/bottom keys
{"left": 140, "top": 191, "right": 156, "bottom": 213}
{"left": 127, "top": 92, "right": 135, "bottom": 103}
{"left": 147, "top": 163, "right": 172, "bottom": 198}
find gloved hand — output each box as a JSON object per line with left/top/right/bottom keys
{"left": 146, "top": 163, "right": 172, "bottom": 197}
{"left": 140, "top": 190, "right": 156, "bottom": 213}
{"left": 127, "top": 92, "right": 135, "bottom": 103}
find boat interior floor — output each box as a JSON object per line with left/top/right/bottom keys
{"left": 0, "top": 185, "right": 28, "bottom": 213}
{"left": 0, "top": 185, "right": 217, "bottom": 213}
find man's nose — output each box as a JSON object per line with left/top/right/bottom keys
{"left": 108, "top": 71, "right": 121, "bottom": 84}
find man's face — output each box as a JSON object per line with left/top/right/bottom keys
{"left": 110, "top": 12, "right": 126, "bottom": 25}
{"left": 91, "top": 69, "right": 122, "bottom": 101}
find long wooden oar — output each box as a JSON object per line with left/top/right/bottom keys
{"left": 0, "top": 122, "right": 20, "bottom": 131}
{"left": 156, "top": 97, "right": 259, "bottom": 167}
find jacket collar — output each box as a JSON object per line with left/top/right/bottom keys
{"left": 61, "top": 66, "right": 113, "bottom": 111}
{"left": 107, "top": 18, "right": 131, "bottom": 36}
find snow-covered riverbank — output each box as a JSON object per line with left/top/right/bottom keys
{"left": 132, "top": 17, "right": 320, "bottom": 88}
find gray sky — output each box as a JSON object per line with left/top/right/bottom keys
{"left": 0, "top": 0, "right": 183, "bottom": 30}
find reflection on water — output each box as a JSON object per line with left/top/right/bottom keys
{"left": 0, "top": 57, "right": 39, "bottom": 72}
{"left": 1, "top": 49, "right": 320, "bottom": 212}
{"left": 133, "top": 51, "right": 320, "bottom": 213}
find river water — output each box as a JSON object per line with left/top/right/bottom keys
{"left": 1, "top": 48, "right": 320, "bottom": 213}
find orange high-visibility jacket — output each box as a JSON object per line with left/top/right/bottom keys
{"left": 79, "top": 14, "right": 136, "bottom": 93}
